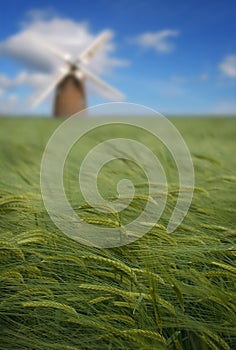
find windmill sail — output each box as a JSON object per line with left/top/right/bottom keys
{"left": 79, "top": 31, "right": 112, "bottom": 64}
{"left": 31, "top": 30, "right": 125, "bottom": 117}
{"left": 32, "top": 68, "right": 70, "bottom": 107}
{"left": 80, "top": 67, "right": 124, "bottom": 101}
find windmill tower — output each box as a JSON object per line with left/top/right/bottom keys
{"left": 32, "top": 31, "right": 124, "bottom": 117}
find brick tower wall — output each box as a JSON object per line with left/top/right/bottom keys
{"left": 53, "top": 75, "right": 86, "bottom": 118}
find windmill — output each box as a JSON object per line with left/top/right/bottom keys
{"left": 32, "top": 31, "right": 124, "bottom": 117}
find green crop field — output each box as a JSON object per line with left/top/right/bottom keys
{"left": 0, "top": 117, "right": 236, "bottom": 349}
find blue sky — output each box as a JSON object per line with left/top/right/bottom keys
{"left": 0, "top": 0, "right": 235, "bottom": 115}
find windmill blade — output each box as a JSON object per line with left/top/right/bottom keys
{"left": 29, "top": 33, "right": 71, "bottom": 63}
{"left": 78, "top": 31, "right": 112, "bottom": 64}
{"left": 80, "top": 67, "right": 125, "bottom": 101}
{"left": 32, "top": 68, "right": 69, "bottom": 107}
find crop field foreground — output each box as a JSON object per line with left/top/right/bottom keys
{"left": 0, "top": 116, "right": 236, "bottom": 350}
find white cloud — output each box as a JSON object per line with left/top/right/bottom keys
{"left": 131, "top": 29, "right": 180, "bottom": 53}
{"left": 22, "top": 8, "right": 58, "bottom": 23}
{"left": 199, "top": 73, "right": 208, "bottom": 81}
{"left": 0, "top": 11, "right": 127, "bottom": 114}
{"left": 0, "top": 70, "right": 60, "bottom": 114}
{"left": 0, "top": 15, "right": 126, "bottom": 74}
{"left": 0, "top": 71, "right": 48, "bottom": 90}
{"left": 219, "top": 55, "right": 236, "bottom": 78}
{"left": 0, "top": 93, "right": 22, "bottom": 115}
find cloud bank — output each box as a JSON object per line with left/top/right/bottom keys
{"left": 131, "top": 29, "right": 180, "bottom": 53}
{"left": 219, "top": 55, "right": 236, "bottom": 78}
